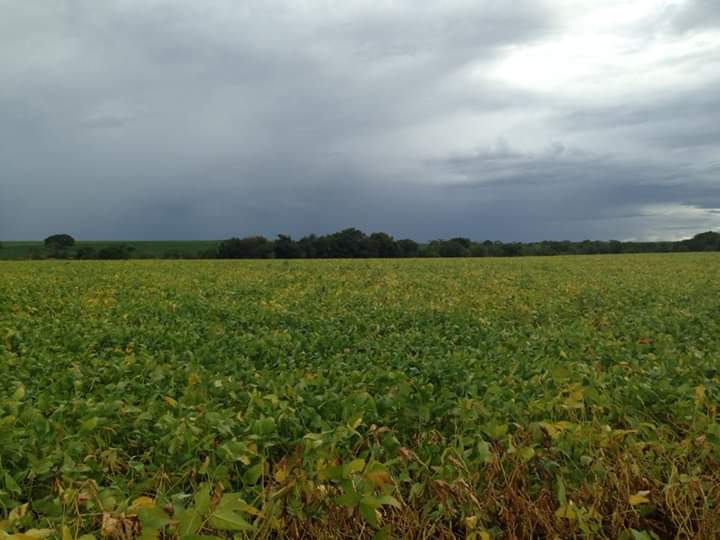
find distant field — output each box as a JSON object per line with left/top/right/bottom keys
{"left": 1, "top": 255, "right": 719, "bottom": 539}
{"left": 0, "top": 240, "right": 219, "bottom": 259}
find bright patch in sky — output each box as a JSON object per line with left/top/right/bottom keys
{"left": 490, "top": 0, "right": 720, "bottom": 99}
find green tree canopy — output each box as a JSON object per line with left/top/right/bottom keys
{"left": 44, "top": 234, "right": 75, "bottom": 248}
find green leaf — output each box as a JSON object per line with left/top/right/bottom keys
{"left": 557, "top": 477, "right": 567, "bottom": 506}
{"left": 80, "top": 417, "right": 99, "bottom": 433}
{"left": 176, "top": 508, "right": 203, "bottom": 537}
{"left": 359, "top": 500, "right": 379, "bottom": 528}
{"left": 476, "top": 440, "right": 492, "bottom": 464}
{"left": 4, "top": 473, "right": 20, "bottom": 494}
{"left": 137, "top": 528, "right": 160, "bottom": 540}
{"left": 516, "top": 446, "right": 535, "bottom": 462}
{"left": 193, "top": 483, "right": 212, "bottom": 516}
{"left": 628, "top": 529, "right": 660, "bottom": 540}
{"left": 344, "top": 458, "right": 365, "bottom": 477}
{"left": 335, "top": 489, "right": 362, "bottom": 508}
{"left": 242, "top": 463, "right": 263, "bottom": 485}
{"left": 252, "top": 417, "right": 276, "bottom": 436}
{"left": 208, "top": 509, "right": 254, "bottom": 531}
{"left": 216, "top": 494, "right": 260, "bottom": 516}
{"left": 138, "top": 507, "right": 173, "bottom": 531}
{"left": 483, "top": 423, "right": 508, "bottom": 440}
{"left": 375, "top": 495, "right": 401, "bottom": 509}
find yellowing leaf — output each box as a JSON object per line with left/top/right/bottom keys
{"left": 555, "top": 503, "right": 577, "bottom": 521}
{"left": 464, "top": 515, "right": 478, "bottom": 530}
{"left": 365, "top": 463, "right": 393, "bottom": 488}
{"left": 218, "top": 493, "right": 262, "bottom": 517}
{"left": 629, "top": 491, "right": 651, "bottom": 506}
{"left": 21, "top": 530, "right": 54, "bottom": 539}
{"left": 163, "top": 396, "right": 177, "bottom": 408}
{"left": 237, "top": 501, "right": 261, "bottom": 516}
{"left": 562, "top": 386, "right": 585, "bottom": 409}
{"left": 130, "top": 496, "right": 156, "bottom": 511}
{"left": 12, "top": 386, "right": 25, "bottom": 401}
{"left": 274, "top": 465, "right": 288, "bottom": 483}
{"left": 5, "top": 530, "right": 55, "bottom": 540}
{"left": 346, "top": 458, "right": 365, "bottom": 476}
{"left": 539, "top": 422, "right": 560, "bottom": 439}
{"left": 8, "top": 504, "right": 29, "bottom": 524}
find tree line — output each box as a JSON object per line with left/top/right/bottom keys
{"left": 9, "top": 229, "right": 719, "bottom": 259}
{"left": 215, "top": 229, "right": 720, "bottom": 258}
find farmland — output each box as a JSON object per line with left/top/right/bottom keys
{"left": 1, "top": 255, "right": 719, "bottom": 539}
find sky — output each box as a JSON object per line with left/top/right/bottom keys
{"left": 1, "top": 0, "right": 719, "bottom": 241}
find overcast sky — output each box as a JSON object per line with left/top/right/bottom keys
{"left": 1, "top": 0, "right": 719, "bottom": 241}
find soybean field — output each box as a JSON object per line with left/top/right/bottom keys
{"left": 1, "top": 255, "right": 719, "bottom": 539}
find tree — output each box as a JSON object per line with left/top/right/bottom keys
{"left": 44, "top": 234, "right": 75, "bottom": 248}
{"left": 200, "top": 247, "right": 220, "bottom": 259}
{"left": 274, "top": 235, "right": 302, "bottom": 258}
{"left": 470, "top": 243, "right": 488, "bottom": 257}
{"left": 397, "top": 239, "right": 419, "bottom": 257}
{"left": 438, "top": 239, "right": 469, "bottom": 257}
{"left": 217, "top": 236, "right": 273, "bottom": 259}
{"left": 163, "top": 249, "right": 195, "bottom": 259}
{"left": 369, "top": 232, "right": 399, "bottom": 258}
{"left": 298, "top": 234, "right": 319, "bottom": 258}
{"left": 449, "top": 237, "right": 472, "bottom": 249}
{"left": 682, "top": 231, "right": 720, "bottom": 251}
{"left": 500, "top": 243, "right": 522, "bottom": 257}
{"left": 43, "top": 234, "right": 75, "bottom": 258}
{"left": 97, "top": 244, "right": 134, "bottom": 259}
{"left": 75, "top": 246, "right": 97, "bottom": 259}
{"left": 328, "top": 228, "right": 370, "bottom": 258}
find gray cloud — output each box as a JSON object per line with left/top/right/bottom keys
{"left": 440, "top": 144, "right": 720, "bottom": 212}
{"left": 1, "top": 0, "right": 719, "bottom": 241}
{"left": 670, "top": 0, "right": 720, "bottom": 32}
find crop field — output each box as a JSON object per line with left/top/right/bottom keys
{"left": 1, "top": 255, "right": 719, "bottom": 539}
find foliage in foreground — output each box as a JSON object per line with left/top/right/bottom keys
{"left": 0, "top": 255, "right": 719, "bottom": 539}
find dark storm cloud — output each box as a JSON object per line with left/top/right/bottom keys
{"left": 558, "top": 87, "right": 719, "bottom": 134}
{"left": 0, "top": 0, "right": 719, "bottom": 241}
{"left": 440, "top": 145, "right": 720, "bottom": 213}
